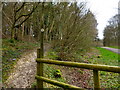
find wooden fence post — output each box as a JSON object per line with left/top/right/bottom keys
{"left": 93, "top": 70, "right": 100, "bottom": 90}
{"left": 36, "top": 29, "right": 44, "bottom": 89}
{"left": 37, "top": 49, "right": 43, "bottom": 88}
{"left": 41, "top": 28, "right": 44, "bottom": 58}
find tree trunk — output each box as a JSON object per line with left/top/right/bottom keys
{"left": 11, "top": 26, "right": 15, "bottom": 40}
{"left": 21, "top": 21, "right": 24, "bottom": 40}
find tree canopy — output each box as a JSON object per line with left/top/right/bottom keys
{"left": 3, "top": 2, "right": 98, "bottom": 61}
{"left": 103, "top": 14, "right": 119, "bottom": 47}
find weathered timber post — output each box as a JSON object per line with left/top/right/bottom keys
{"left": 37, "top": 49, "right": 42, "bottom": 88}
{"left": 93, "top": 70, "right": 100, "bottom": 90}
{"left": 41, "top": 28, "right": 44, "bottom": 58}
{"left": 36, "top": 29, "right": 44, "bottom": 89}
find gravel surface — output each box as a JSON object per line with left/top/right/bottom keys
{"left": 101, "top": 47, "right": 120, "bottom": 54}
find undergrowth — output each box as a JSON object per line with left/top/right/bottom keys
{"left": 31, "top": 64, "right": 66, "bottom": 88}
{"left": 32, "top": 49, "right": 66, "bottom": 88}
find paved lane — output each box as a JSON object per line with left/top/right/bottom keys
{"left": 101, "top": 47, "right": 120, "bottom": 54}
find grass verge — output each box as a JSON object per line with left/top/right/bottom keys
{"left": 85, "top": 47, "right": 120, "bottom": 88}
{"left": 96, "top": 47, "right": 119, "bottom": 66}
{"left": 109, "top": 46, "right": 120, "bottom": 49}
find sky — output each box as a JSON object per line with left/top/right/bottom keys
{"left": 80, "top": 0, "right": 119, "bottom": 39}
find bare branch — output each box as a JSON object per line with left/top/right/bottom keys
{"left": 14, "top": 3, "right": 39, "bottom": 28}
{"left": 16, "top": 2, "right": 25, "bottom": 13}
{"left": 3, "top": 11, "right": 13, "bottom": 24}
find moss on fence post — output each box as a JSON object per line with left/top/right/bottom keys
{"left": 37, "top": 49, "right": 43, "bottom": 89}
{"left": 41, "top": 28, "right": 44, "bottom": 58}
{"left": 93, "top": 70, "right": 100, "bottom": 90}
{"left": 36, "top": 29, "right": 44, "bottom": 89}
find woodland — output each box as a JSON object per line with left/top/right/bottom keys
{"left": 1, "top": 1, "right": 120, "bottom": 89}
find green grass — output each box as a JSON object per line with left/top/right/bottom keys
{"left": 2, "top": 39, "right": 39, "bottom": 83}
{"left": 86, "top": 47, "right": 120, "bottom": 88}
{"left": 109, "top": 46, "right": 120, "bottom": 49}
{"left": 96, "top": 47, "right": 119, "bottom": 66}
{"left": 96, "top": 47, "right": 120, "bottom": 88}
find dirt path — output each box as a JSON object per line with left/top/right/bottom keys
{"left": 4, "top": 49, "right": 37, "bottom": 88}
{"left": 101, "top": 47, "right": 120, "bottom": 54}
{"left": 4, "top": 43, "right": 51, "bottom": 88}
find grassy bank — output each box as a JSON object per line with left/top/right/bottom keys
{"left": 109, "top": 46, "right": 120, "bottom": 49}
{"left": 96, "top": 47, "right": 119, "bottom": 88}
{"left": 85, "top": 47, "right": 119, "bottom": 88}
{"left": 2, "top": 39, "right": 39, "bottom": 82}
{"left": 96, "top": 47, "right": 119, "bottom": 66}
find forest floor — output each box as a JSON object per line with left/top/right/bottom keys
{"left": 54, "top": 66, "right": 92, "bottom": 88}
{"left": 3, "top": 42, "right": 119, "bottom": 88}
{"left": 3, "top": 42, "right": 93, "bottom": 88}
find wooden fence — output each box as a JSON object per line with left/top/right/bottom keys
{"left": 35, "top": 30, "right": 120, "bottom": 90}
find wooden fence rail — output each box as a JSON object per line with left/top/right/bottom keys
{"left": 36, "top": 30, "right": 120, "bottom": 90}
{"left": 36, "top": 49, "right": 120, "bottom": 90}
{"left": 36, "top": 58, "right": 120, "bottom": 73}
{"left": 35, "top": 75, "right": 83, "bottom": 90}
